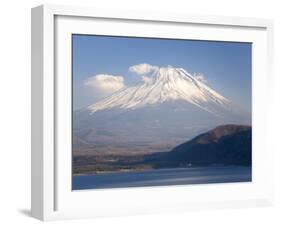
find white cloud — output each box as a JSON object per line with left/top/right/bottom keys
{"left": 141, "top": 75, "right": 154, "bottom": 84}
{"left": 129, "top": 63, "right": 158, "bottom": 75}
{"left": 194, "top": 73, "right": 207, "bottom": 84}
{"left": 84, "top": 74, "right": 125, "bottom": 94}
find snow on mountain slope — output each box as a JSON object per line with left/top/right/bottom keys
{"left": 88, "top": 66, "right": 229, "bottom": 116}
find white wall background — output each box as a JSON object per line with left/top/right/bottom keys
{"left": 0, "top": 0, "right": 280, "bottom": 225}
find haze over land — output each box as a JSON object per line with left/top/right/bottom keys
{"left": 73, "top": 124, "right": 252, "bottom": 174}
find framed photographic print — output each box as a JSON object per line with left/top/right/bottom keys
{"left": 31, "top": 4, "right": 274, "bottom": 221}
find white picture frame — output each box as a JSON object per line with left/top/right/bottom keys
{"left": 31, "top": 4, "right": 274, "bottom": 221}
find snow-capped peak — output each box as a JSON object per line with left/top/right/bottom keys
{"left": 88, "top": 66, "right": 229, "bottom": 114}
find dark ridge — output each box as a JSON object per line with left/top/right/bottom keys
{"left": 148, "top": 124, "right": 252, "bottom": 168}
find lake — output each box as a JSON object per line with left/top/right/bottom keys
{"left": 72, "top": 166, "right": 251, "bottom": 190}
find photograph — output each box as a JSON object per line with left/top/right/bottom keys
{"left": 72, "top": 34, "right": 252, "bottom": 190}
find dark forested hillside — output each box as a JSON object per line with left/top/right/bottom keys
{"left": 148, "top": 125, "right": 252, "bottom": 168}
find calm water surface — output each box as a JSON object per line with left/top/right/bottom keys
{"left": 72, "top": 166, "right": 251, "bottom": 190}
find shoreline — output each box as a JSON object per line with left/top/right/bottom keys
{"left": 73, "top": 165, "right": 251, "bottom": 177}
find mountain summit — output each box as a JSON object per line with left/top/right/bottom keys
{"left": 88, "top": 66, "right": 229, "bottom": 116}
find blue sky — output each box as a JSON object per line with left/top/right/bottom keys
{"left": 72, "top": 34, "right": 252, "bottom": 111}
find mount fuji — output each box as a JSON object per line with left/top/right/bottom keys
{"left": 89, "top": 67, "right": 229, "bottom": 115}
{"left": 73, "top": 66, "right": 250, "bottom": 155}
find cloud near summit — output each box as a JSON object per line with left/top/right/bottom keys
{"left": 129, "top": 63, "right": 159, "bottom": 75}
{"left": 194, "top": 73, "right": 208, "bottom": 84}
{"left": 84, "top": 66, "right": 208, "bottom": 96}
{"left": 84, "top": 74, "right": 125, "bottom": 94}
